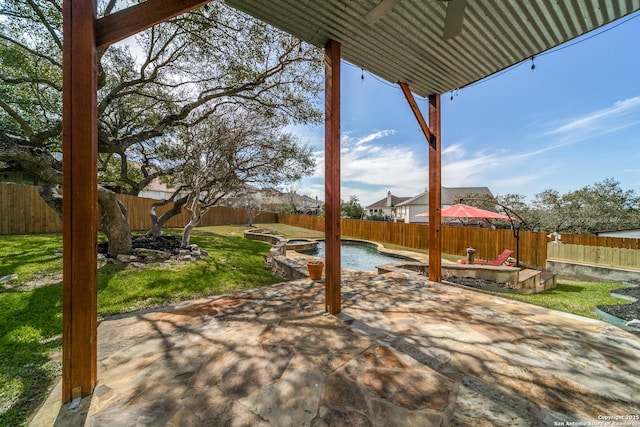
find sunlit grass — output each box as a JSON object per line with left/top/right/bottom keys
{"left": 504, "top": 281, "right": 629, "bottom": 319}
{"left": 0, "top": 234, "right": 63, "bottom": 284}
{"left": 97, "top": 229, "right": 280, "bottom": 316}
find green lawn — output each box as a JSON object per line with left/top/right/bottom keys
{"left": 0, "top": 226, "right": 280, "bottom": 426}
{"left": 504, "top": 281, "right": 628, "bottom": 319}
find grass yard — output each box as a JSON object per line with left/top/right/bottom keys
{"left": 0, "top": 226, "right": 280, "bottom": 426}
{"left": 504, "top": 281, "right": 628, "bottom": 319}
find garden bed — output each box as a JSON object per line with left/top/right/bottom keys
{"left": 597, "top": 285, "right": 640, "bottom": 322}
{"left": 443, "top": 275, "right": 518, "bottom": 293}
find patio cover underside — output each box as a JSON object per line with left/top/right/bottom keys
{"left": 61, "top": 0, "right": 640, "bottom": 402}
{"left": 226, "top": 0, "right": 640, "bottom": 98}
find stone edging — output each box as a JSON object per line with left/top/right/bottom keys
{"left": 595, "top": 282, "right": 639, "bottom": 331}
{"left": 243, "top": 229, "right": 310, "bottom": 280}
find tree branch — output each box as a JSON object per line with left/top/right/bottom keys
{"left": 0, "top": 132, "right": 62, "bottom": 184}
{"left": 0, "top": 34, "right": 61, "bottom": 67}
{"left": 0, "top": 99, "right": 35, "bottom": 139}
{"left": 25, "top": 0, "right": 62, "bottom": 50}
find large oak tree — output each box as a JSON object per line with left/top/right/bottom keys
{"left": 0, "top": 0, "right": 322, "bottom": 255}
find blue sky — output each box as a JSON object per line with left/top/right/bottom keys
{"left": 293, "top": 11, "right": 640, "bottom": 207}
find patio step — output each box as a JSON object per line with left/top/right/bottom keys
{"left": 517, "top": 268, "right": 558, "bottom": 294}
{"left": 517, "top": 269, "right": 541, "bottom": 294}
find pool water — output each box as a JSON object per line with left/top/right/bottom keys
{"left": 304, "top": 241, "right": 410, "bottom": 271}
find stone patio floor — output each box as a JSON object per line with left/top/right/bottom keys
{"left": 31, "top": 271, "right": 640, "bottom": 426}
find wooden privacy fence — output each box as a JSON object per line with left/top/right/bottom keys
{"left": 5, "top": 183, "right": 640, "bottom": 269}
{"left": 276, "top": 214, "right": 640, "bottom": 270}
{"left": 0, "top": 183, "right": 276, "bottom": 234}
{"left": 0, "top": 183, "right": 63, "bottom": 234}
{"left": 547, "top": 242, "right": 640, "bottom": 270}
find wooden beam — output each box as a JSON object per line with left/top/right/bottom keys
{"left": 324, "top": 39, "right": 341, "bottom": 315}
{"left": 62, "top": 0, "right": 98, "bottom": 402}
{"left": 95, "top": 0, "right": 210, "bottom": 48}
{"left": 428, "top": 94, "right": 442, "bottom": 281}
{"left": 398, "top": 82, "right": 436, "bottom": 149}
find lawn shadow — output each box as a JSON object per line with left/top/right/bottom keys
{"left": 0, "top": 283, "right": 63, "bottom": 426}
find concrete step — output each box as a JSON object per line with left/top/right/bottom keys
{"left": 518, "top": 268, "right": 540, "bottom": 282}
{"left": 517, "top": 268, "right": 558, "bottom": 294}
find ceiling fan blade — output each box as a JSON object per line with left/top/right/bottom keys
{"left": 443, "top": 0, "right": 466, "bottom": 39}
{"left": 365, "top": 0, "right": 402, "bottom": 26}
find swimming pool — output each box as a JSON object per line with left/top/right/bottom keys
{"left": 301, "top": 240, "right": 413, "bottom": 271}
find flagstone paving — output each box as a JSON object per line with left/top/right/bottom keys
{"left": 31, "top": 271, "right": 640, "bottom": 426}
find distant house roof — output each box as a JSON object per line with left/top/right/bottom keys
{"left": 396, "top": 187, "right": 493, "bottom": 207}
{"left": 594, "top": 228, "right": 640, "bottom": 238}
{"left": 366, "top": 193, "right": 410, "bottom": 209}
{"left": 265, "top": 190, "right": 318, "bottom": 205}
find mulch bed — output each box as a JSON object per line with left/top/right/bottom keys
{"left": 597, "top": 285, "right": 640, "bottom": 322}
{"left": 443, "top": 275, "right": 516, "bottom": 290}
{"left": 98, "top": 235, "right": 183, "bottom": 255}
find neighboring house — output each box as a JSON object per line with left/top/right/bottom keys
{"left": 595, "top": 229, "right": 640, "bottom": 239}
{"left": 221, "top": 187, "right": 320, "bottom": 214}
{"left": 1, "top": 152, "right": 61, "bottom": 187}
{"left": 259, "top": 189, "right": 321, "bottom": 214}
{"left": 395, "top": 186, "right": 494, "bottom": 223}
{"left": 138, "top": 178, "right": 186, "bottom": 200}
{"left": 140, "top": 179, "right": 321, "bottom": 214}
{"left": 0, "top": 171, "right": 39, "bottom": 186}
{"left": 365, "top": 191, "right": 410, "bottom": 221}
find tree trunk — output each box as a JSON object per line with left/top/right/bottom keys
{"left": 181, "top": 219, "right": 197, "bottom": 248}
{"left": 97, "top": 186, "right": 132, "bottom": 256}
{"left": 181, "top": 193, "right": 204, "bottom": 248}
{"left": 39, "top": 184, "right": 64, "bottom": 219}
{"left": 148, "top": 195, "right": 188, "bottom": 237}
{"left": 39, "top": 184, "right": 132, "bottom": 256}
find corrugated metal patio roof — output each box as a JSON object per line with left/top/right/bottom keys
{"left": 225, "top": 0, "right": 640, "bottom": 97}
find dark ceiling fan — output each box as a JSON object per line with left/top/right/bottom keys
{"left": 442, "top": 0, "right": 467, "bottom": 39}
{"left": 365, "top": 0, "right": 467, "bottom": 39}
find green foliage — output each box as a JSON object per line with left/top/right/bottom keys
{"left": 0, "top": 0, "right": 63, "bottom": 148}
{"left": 367, "top": 212, "right": 391, "bottom": 221}
{"left": 341, "top": 195, "right": 365, "bottom": 219}
{"left": 97, "top": 154, "right": 145, "bottom": 192}
{"left": 531, "top": 178, "right": 640, "bottom": 234}
{"left": 457, "top": 179, "right": 640, "bottom": 235}
{"left": 1, "top": 0, "right": 322, "bottom": 196}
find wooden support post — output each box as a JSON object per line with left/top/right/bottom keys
{"left": 62, "top": 0, "right": 98, "bottom": 402}
{"left": 324, "top": 40, "right": 341, "bottom": 314}
{"left": 399, "top": 83, "right": 442, "bottom": 281}
{"left": 428, "top": 94, "right": 442, "bottom": 281}
{"left": 398, "top": 82, "right": 436, "bottom": 148}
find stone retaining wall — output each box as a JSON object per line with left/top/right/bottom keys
{"left": 546, "top": 260, "right": 640, "bottom": 282}
{"left": 243, "top": 229, "right": 309, "bottom": 280}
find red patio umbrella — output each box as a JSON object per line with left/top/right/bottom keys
{"left": 415, "top": 203, "right": 510, "bottom": 219}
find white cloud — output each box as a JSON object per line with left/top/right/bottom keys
{"left": 353, "top": 129, "right": 397, "bottom": 145}
{"left": 546, "top": 96, "right": 640, "bottom": 140}
{"left": 441, "top": 143, "right": 501, "bottom": 186}
{"left": 308, "top": 130, "right": 429, "bottom": 204}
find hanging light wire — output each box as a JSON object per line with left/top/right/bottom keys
{"left": 338, "top": 9, "right": 640, "bottom": 100}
